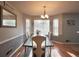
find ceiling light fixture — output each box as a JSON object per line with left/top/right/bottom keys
{"left": 41, "top": 5, "right": 49, "bottom": 19}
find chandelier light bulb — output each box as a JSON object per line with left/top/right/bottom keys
{"left": 41, "top": 15, "right": 45, "bottom": 19}
{"left": 45, "top": 14, "right": 49, "bottom": 18}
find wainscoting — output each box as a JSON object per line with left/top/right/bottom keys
{"left": 0, "top": 34, "right": 26, "bottom": 57}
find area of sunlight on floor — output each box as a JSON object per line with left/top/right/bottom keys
{"left": 51, "top": 47, "right": 62, "bottom": 57}
{"left": 66, "top": 51, "right": 76, "bottom": 57}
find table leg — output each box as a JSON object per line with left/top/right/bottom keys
{"left": 49, "top": 47, "right": 51, "bottom": 57}
{"left": 25, "top": 46, "right": 26, "bottom": 53}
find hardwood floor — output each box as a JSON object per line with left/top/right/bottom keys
{"left": 12, "top": 42, "right": 79, "bottom": 57}
{"left": 53, "top": 42, "right": 79, "bottom": 57}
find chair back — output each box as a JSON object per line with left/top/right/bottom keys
{"left": 32, "top": 35, "right": 46, "bottom": 57}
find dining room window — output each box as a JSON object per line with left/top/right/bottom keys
{"left": 26, "top": 19, "right": 31, "bottom": 37}
{"left": 53, "top": 18, "right": 59, "bottom": 36}
{"left": 34, "top": 20, "right": 50, "bottom": 36}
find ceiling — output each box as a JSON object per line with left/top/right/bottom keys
{"left": 8, "top": 1, "right": 79, "bottom": 16}
{"left": 3, "top": 9, "right": 13, "bottom": 15}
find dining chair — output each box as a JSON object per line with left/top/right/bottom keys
{"left": 32, "top": 35, "right": 46, "bottom": 57}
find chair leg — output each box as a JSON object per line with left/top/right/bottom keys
{"left": 33, "top": 53, "right": 37, "bottom": 57}
{"left": 41, "top": 52, "right": 45, "bottom": 57}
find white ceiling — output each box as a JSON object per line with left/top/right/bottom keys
{"left": 8, "top": 1, "right": 79, "bottom": 16}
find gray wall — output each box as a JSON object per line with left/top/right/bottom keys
{"left": 62, "top": 13, "right": 79, "bottom": 43}
{"left": 0, "top": 2, "right": 27, "bottom": 56}
{"left": 54, "top": 13, "right": 79, "bottom": 43}
{"left": 0, "top": 2, "right": 24, "bottom": 42}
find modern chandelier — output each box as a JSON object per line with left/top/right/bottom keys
{"left": 41, "top": 5, "right": 49, "bottom": 19}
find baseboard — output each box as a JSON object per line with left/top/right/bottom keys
{"left": 9, "top": 43, "right": 23, "bottom": 57}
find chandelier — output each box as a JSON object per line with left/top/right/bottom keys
{"left": 41, "top": 5, "right": 49, "bottom": 19}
